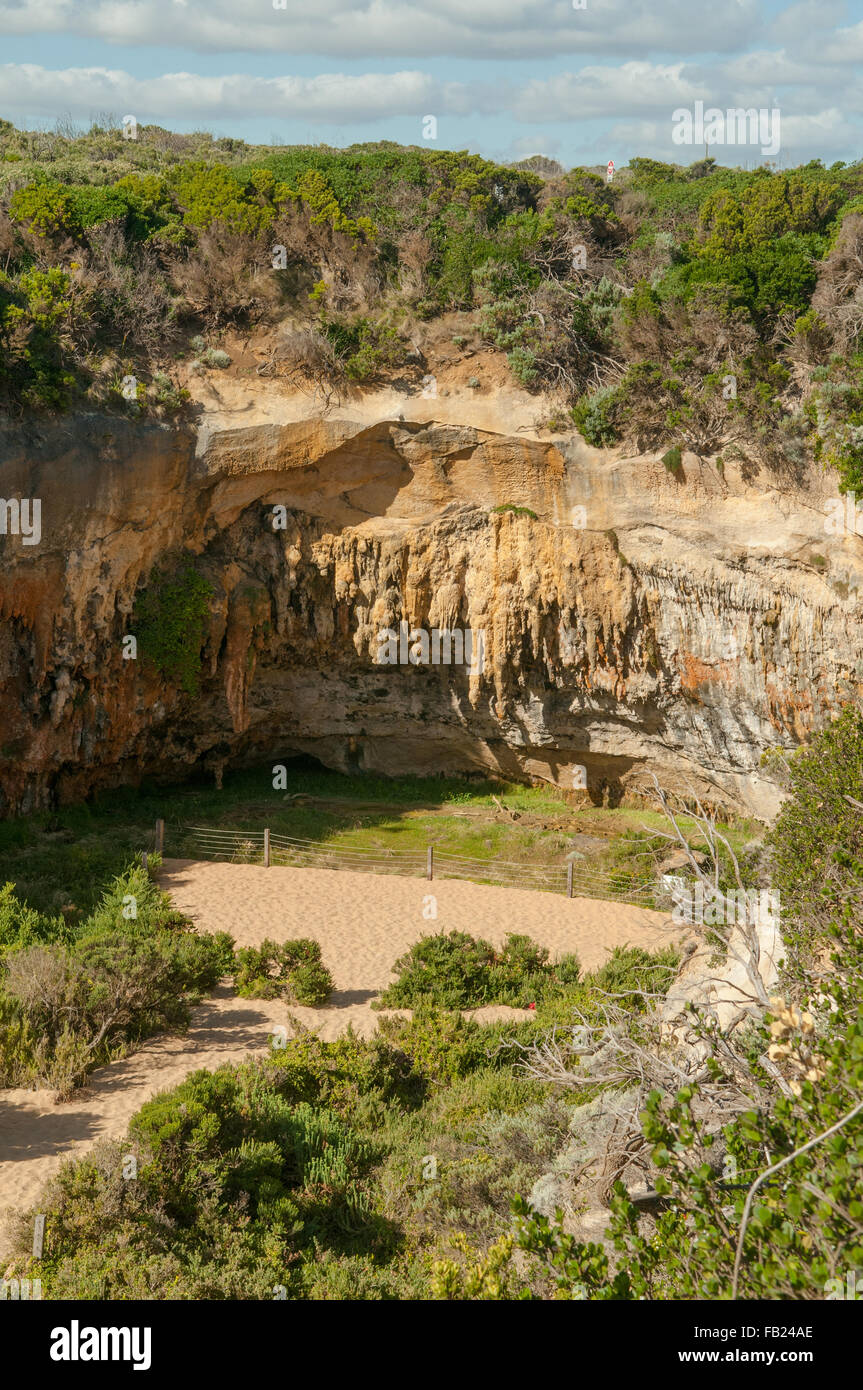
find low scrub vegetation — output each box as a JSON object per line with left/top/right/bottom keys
{"left": 2, "top": 117, "right": 863, "bottom": 486}
{"left": 0, "top": 857, "right": 233, "bottom": 1097}
{"left": 4, "top": 945, "right": 673, "bottom": 1298}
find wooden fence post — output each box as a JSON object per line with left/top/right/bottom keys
{"left": 264, "top": 828, "right": 270, "bottom": 868}
{"left": 156, "top": 819, "right": 164, "bottom": 854}
{"left": 567, "top": 861, "right": 573, "bottom": 899}
{"left": 427, "top": 845, "right": 434, "bottom": 881}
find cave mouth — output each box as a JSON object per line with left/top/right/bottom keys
{"left": 273, "top": 753, "right": 331, "bottom": 774}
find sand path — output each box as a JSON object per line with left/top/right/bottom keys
{"left": 0, "top": 860, "right": 678, "bottom": 1256}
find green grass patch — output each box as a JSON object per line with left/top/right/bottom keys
{"left": 0, "top": 765, "right": 759, "bottom": 922}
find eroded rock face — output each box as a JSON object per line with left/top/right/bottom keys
{"left": 1, "top": 407, "right": 861, "bottom": 818}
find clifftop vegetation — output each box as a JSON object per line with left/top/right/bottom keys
{"left": 1, "top": 119, "right": 862, "bottom": 488}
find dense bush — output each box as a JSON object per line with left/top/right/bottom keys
{"left": 320, "top": 314, "right": 409, "bottom": 382}
{"left": 234, "top": 937, "right": 334, "bottom": 1005}
{"left": 376, "top": 1007, "right": 505, "bottom": 1085}
{"left": 0, "top": 862, "right": 234, "bottom": 1095}
{"left": 5, "top": 1033, "right": 422, "bottom": 1298}
{"left": 571, "top": 385, "right": 623, "bottom": 446}
{"left": 801, "top": 354, "right": 863, "bottom": 493}
{"left": 590, "top": 943, "right": 681, "bottom": 1012}
{"left": 13, "top": 1069, "right": 380, "bottom": 1299}
{"left": 0, "top": 882, "right": 69, "bottom": 952}
{"left": 3, "top": 118, "right": 863, "bottom": 479}
{"left": 0, "top": 265, "right": 79, "bottom": 410}
{"left": 375, "top": 929, "right": 581, "bottom": 1010}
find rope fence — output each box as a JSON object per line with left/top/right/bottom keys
{"left": 163, "top": 821, "right": 664, "bottom": 908}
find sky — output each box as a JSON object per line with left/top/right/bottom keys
{"left": 0, "top": 0, "right": 861, "bottom": 167}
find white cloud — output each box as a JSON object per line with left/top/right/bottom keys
{"left": 0, "top": 0, "right": 765, "bottom": 58}
{"left": 508, "top": 134, "right": 562, "bottom": 155}
{"left": 770, "top": 1, "right": 848, "bottom": 45}
{"left": 777, "top": 107, "right": 856, "bottom": 152}
{"left": 816, "top": 20, "right": 863, "bottom": 65}
{"left": 1, "top": 55, "right": 860, "bottom": 165}
{"left": 513, "top": 63, "right": 704, "bottom": 122}
{"left": 0, "top": 2, "right": 860, "bottom": 164}
{"left": 718, "top": 49, "right": 822, "bottom": 89}
{"left": 0, "top": 64, "right": 462, "bottom": 123}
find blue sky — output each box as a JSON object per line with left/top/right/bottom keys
{"left": 0, "top": 0, "right": 861, "bottom": 165}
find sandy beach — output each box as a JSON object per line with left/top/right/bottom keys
{"left": 0, "top": 860, "right": 679, "bottom": 1257}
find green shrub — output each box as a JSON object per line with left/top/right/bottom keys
{"left": 3, "top": 938, "right": 182, "bottom": 1094}
{"left": 234, "top": 937, "right": 334, "bottom": 1005}
{"left": 9, "top": 182, "right": 80, "bottom": 238}
{"left": 14, "top": 1057, "right": 380, "bottom": 1297}
{"left": 803, "top": 359, "right": 863, "bottom": 492}
{"left": 0, "top": 993, "right": 40, "bottom": 1088}
{"left": 170, "top": 162, "right": 274, "bottom": 235}
{"left": 507, "top": 345, "right": 538, "bottom": 386}
{"left": 491, "top": 504, "right": 538, "bottom": 519}
{"left": 0, "top": 883, "right": 68, "bottom": 953}
{"left": 150, "top": 372, "right": 190, "bottom": 412}
{"left": 572, "top": 385, "right": 622, "bottom": 446}
{"left": 77, "top": 861, "right": 187, "bottom": 939}
{"left": 283, "top": 168, "right": 374, "bottom": 241}
{"left": 260, "top": 1026, "right": 417, "bottom": 1115}
{"left": 0, "top": 862, "right": 234, "bottom": 1094}
{"left": 200, "top": 347, "right": 231, "bottom": 368}
{"left": 590, "top": 944, "right": 679, "bottom": 1011}
{"left": 375, "top": 930, "right": 580, "bottom": 1011}
{"left": 376, "top": 931, "right": 495, "bottom": 1010}
{"left": 321, "top": 315, "right": 407, "bottom": 382}
{"left": 376, "top": 1007, "right": 498, "bottom": 1085}
{"left": 0, "top": 266, "right": 78, "bottom": 409}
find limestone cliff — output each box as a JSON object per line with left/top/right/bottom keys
{"left": 1, "top": 393, "right": 861, "bottom": 819}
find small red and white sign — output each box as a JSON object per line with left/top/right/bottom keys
{"left": 606, "top": 160, "right": 615, "bottom": 182}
